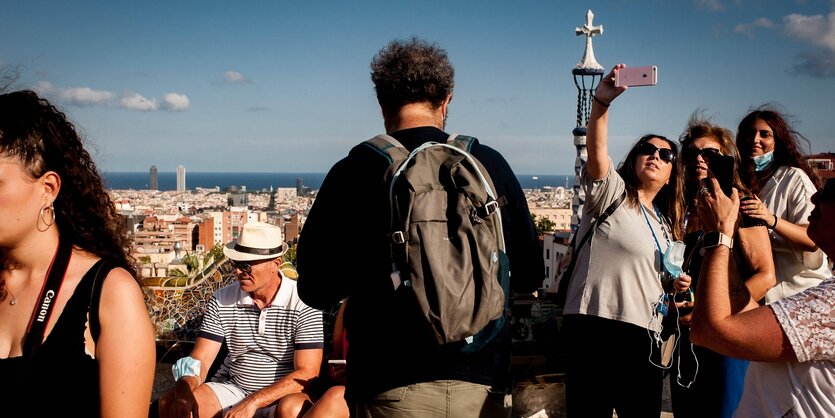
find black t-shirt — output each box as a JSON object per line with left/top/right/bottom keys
{"left": 297, "top": 126, "right": 543, "bottom": 401}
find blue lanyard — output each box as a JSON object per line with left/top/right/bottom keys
{"left": 640, "top": 204, "right": 668, "bottom": 267}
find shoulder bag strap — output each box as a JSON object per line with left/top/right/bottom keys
{"left": 555, "top": 191, "right": 626, "bottom": 304}
{"left": 573, "top": 191, "right": 626, "bottom": 253}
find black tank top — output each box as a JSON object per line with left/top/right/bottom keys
{"left": 0, "top": 260, "right": 110, "bottom": 417}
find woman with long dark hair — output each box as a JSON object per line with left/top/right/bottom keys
{"left": 561, "top": 64, "right": 690, "bottom": 417}
{"left": 735, "top": 107, "right": 831, "bottom": 303}
{"left": 731, "top": 106, "right": 832, "bottom": 417}
{"left": 0, "top": 90, "right": 155, "bottom": 417}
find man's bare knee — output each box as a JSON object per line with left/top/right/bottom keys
{"left": 275, "top": 393, "right": 312, "bottom": 418}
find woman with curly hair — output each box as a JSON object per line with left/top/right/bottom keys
{"left": 670, "top": 115, "right": 775, "bottom": 418}
{"left": 0, "top": 90, "right": 155, "bottom": 417}
{"left": 735, "top": 107, "right": 831, "bottom": 304}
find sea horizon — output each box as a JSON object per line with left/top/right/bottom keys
{"left": 103, "top": 171, "right": 575, "bottom": 192}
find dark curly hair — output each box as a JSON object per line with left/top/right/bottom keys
{"left": 736, "top": 106, "right": 821, "bottom": 194}
{"left": 679, "top": 113, "right": 751, "bottom": 204}
{"left": 371, "top": 37, "right": 455, "bottom": 114}
{"left": 617, "top": 134, "right": 685, "bottom": 241}
{"left": 0, "top": 90, "right": 137, "bottom": 300}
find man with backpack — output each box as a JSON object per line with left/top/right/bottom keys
{"left": 297, "top": 37, "right": 543, "bottom": 418}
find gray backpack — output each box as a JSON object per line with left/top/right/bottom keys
{"left": 361, "top": 134, "right": 509, "bottom": 350}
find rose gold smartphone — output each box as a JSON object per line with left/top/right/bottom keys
{"left": 615, "top": 65, "right": 658, "bottom": 87}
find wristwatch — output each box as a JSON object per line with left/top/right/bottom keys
{"left": 702, "top": 231, "right": 733, "bottom": 250}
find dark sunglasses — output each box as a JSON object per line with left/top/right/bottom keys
{"left": 230, "top": 260, "right": 254, "bottom": 274}
{"left": 683, "top": 147, "right": 722, "bottom": 162}
{"left": 636, "top": 142, "right": 676, "bottom": 163}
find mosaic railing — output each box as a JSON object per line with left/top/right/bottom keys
{"left": 142, "top": 260, "right": 236, "bottom": 342}
{"left": 141, "top": 259, "right": 301, "bottom": 342}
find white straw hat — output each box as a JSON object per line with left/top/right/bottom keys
{"left": 223, "top": 221, "right": 287, "bottom": 261}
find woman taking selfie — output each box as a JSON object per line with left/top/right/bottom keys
{"left": 670, "top": 116, "right": 775, "bottom": 418}
{"left": 561, "top": 64, "right": 690, "bottom": 418}
{"left": 0, "top": 90, "right": 155, "bottom": 417}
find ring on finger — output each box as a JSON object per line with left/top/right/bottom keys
{"left": 699, "top": 187, "right": 710, "bottom": 196}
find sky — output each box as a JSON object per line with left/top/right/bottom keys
{"left": 2, "top": 0, "right": 835, "bottom": 175}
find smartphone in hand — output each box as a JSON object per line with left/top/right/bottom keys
{"left": 707, "top": 154, "right": 735, "bottom": 197}
{"left": 615, "top": 65, "right": 658, "bottom": 87}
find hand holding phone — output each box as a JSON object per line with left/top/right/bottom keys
{"left": 707, "top": 155, "right": 735, "bottom": 197}
{"left": 615, "top": 65, "right": 658, "bottom": 87}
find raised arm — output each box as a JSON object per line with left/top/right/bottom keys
{"left": 690, "top": 180, "right": 796, "bottom": 361}
{"left": 586, "top": 64, "right": 627, "bottom": 180}
{"left": 97, "top": 268, "right": 157, "bottom": 418}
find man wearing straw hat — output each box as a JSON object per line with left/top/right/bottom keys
{"left": 159, "top": 221, "right": 324, "bottom": 418}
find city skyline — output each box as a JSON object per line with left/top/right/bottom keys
{"left": 3, "top": 1, "right": 835, "bottom": 174}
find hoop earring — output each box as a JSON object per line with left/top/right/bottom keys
{"left": 37, "top": 203, "right": 55, "bottom": 232}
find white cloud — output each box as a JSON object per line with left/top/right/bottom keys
{"left": 58, "top": 86, "right": 116, "bottom": 107}
{"left": 223, "top": 70, "right": 249, "bottom": 83}
{"left": 783, "top": 12, "right": 835, "bottom": 51}
{"left": 33, "top": 81, "right": 54, "bottom": 94}
{"left": 734, "top": 17, "right": 776, "bottom": 37}
{"left": 31, "top": 81, "right": 192, "bottom": 111}
{"left": 120, "top": 93, "right": 158, "bottom": 111}
{"left": 695, "top": 0, "right": 724, "bottom": 12}
{"left": 162, "top": 92, "right": 190, "bottom": 111}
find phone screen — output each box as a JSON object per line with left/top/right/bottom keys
{"left": 708, "top": 155, "right": 735, "bottom": 196}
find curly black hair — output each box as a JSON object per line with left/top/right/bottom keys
{"left": 736, "top": 106, "right": 821, "bottom": 194}
{"left": 0, "top": 90, "right": 137, "bottom": 300}
{"left": 371, "top": 37, "right": 455, "bottom": 114}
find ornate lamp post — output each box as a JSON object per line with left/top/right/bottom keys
{"left": 570, "top": 10, "right": 604, "bottom": 232}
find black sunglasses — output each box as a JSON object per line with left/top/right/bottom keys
{"left": 230, "top": 260, "right": 254, "bottom": 274}
{"left": 683, "top": 147, "right": 722, "bottom": 162}
{"left": 636, "top": 142, "right": 676, "bottom": 163}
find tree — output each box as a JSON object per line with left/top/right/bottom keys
{"left": 182, "top": 252, "right": 200, "bottom": 274}
{"left": 284, "top": 245, "right": 297, "bottom": 266}
{"left": 207, "top": 242, "right": 224, "bottom": 262}
{"left": 532, "top": 214, "right": 556, "bottom": 236}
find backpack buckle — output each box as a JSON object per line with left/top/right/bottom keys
{"left": 391, "top": 231, "right": 406, "bottom": 244}
{"left": 478, "top": 200, "right": 499, "bottom": 218}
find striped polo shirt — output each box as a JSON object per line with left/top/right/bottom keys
{"left": 199, "top": 276, "right": 323, "bottom": 393}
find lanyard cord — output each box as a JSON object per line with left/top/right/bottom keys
{"left": 640, "top": 204, "right": 669, "bottom": 276}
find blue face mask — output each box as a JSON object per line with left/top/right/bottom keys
{"left": 752, "top": 150, "right": 774, "bottom": 172}
{"left": 663, "top": 241, "right": 685, "bottom": 280}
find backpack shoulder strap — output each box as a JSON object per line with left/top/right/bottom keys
{"left": 359, "top": 134, "right": 409, "bottom": 164}
{"left": 446, "top": 134, "right": 475, "bottom": 153}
